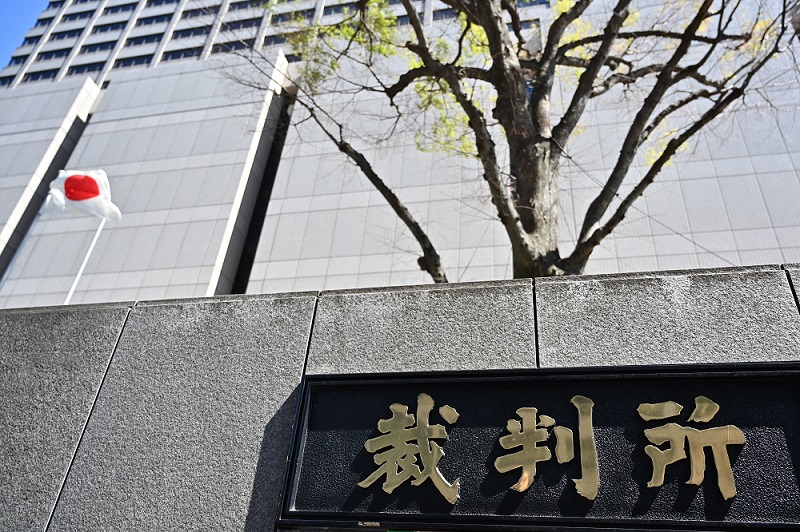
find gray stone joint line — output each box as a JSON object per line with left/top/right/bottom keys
{"left": 43, "top": 303, "right": 137, "bottom": 531}
{"left": 300, "top": 293, "right": 321, "bottom": 377}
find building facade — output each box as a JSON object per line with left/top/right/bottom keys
{"left": 0, "top": 0, "right": 798, "bottom": 307}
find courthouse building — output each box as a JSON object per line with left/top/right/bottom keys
{"left": 0, "top": 0, "right": 798, "bottom": 307}
{"left": 1, "top": 3, "right": 800, "bottom": 531}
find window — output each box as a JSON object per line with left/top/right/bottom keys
{"left": 113, "top": 54, "right": 152, "bottom": 68}
{"left": 181, "top": 6, "right": 219, "bottom": 19}
{"left": 229, "top": 0, "right": 261, "bottom": 10}
{"left": 35, "top": 18, "right": 54, "bottom": 27}
{"left": 0, "top": 76, "right": 14, "bottom": 87}
{"left": 67, "top": 62, "right": 105, "bottom": 75}
{"left": 22, "top": 36, "right": 42, "bottom": 46}
{"left": 136, "top": 14, "right": 172, "bottom": 26}
{"left": 432, "top": 8, "right": 457, "bottom": 20}
{"left": 211, "top": 39, "right": 253, "bottom": 53}
{"left": 323, "top": 3, "right": 356, "bottom": 16}
{"left": 80, "top": 41, "right": 116, "bottom": 53}
{"left": 73, "top": 0, "right": 98, "bottom": 3}
{"left": 125, "top": 34, "right": 162, "bottom": 46}
{"left": 285, "top": 53, "right": 301, "bottom": 63}
{"left": 516, "top": 0, "right": 549, "bottom": 5}
{"left": 172, "top": 26, "right": 212, "bottom": 39}
{"left": 103, "top": 3, "right": 137, "bottom": 15}
{"left": 37, "top": 48, "right": 71, "bottom": 61}
{"left": 49, "top": 29, "right": 83, "bottom": 40}
{"left": 509, "top": 19, "right": 540, "bottom": 31}
{"left": 263, "top": 34, "right": 286, "bottom": 46}
{"left": 271, "top": 9, "right": 313, "bottom": 23}
{"left": 221, "top": 17, "right": 261, "bottom": 31}
{"left": 8, "top": 55, "right": 29, "bottom": 66}
{"left": 22, "top": 69, "right": 59, "bottom": 82}
{"left": 161, "top": 47, "right": 203, "bottom": 61}
{"left": 47, "top": 1, "right": 66, "bottom": 8}
{"left": 146, "top": 0, "right": 179, "bottom": 6}
{"left": 62, "top": 10, "right": 95, "bottom": 21}
{"left": 92, "top": 21, "right": 127, "bottom": 33}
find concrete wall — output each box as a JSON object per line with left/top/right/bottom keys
{"left": 2, "top": 265, "right": 800, "bottom": 530}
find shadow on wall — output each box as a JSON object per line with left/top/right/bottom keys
{"left": 244, "top": 385, "right": 300, "bottom": 531}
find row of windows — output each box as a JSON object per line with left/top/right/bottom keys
{"left": 173, "top": 26, "right": 211, "bottom": 39}
{"left": 93, "top": 21, "right": 126, "bottom": 33}
{"left": 81, "top": 41, "right": 116, "bottom": 53}
{"left": 221, "top": 17, "right": 261, "bottom": 31}
{"left": 114, "top": 54, "right": 152, "bottom": 68}
{"left": 432, "top": 8, "right": 457, "bottom": 21}
{"left": 22, "top": 69, "right": 59, "bottom": 82}
{"left": 229, "top": 0, "right": 261, "bottom": 10}
{"left": 62, "top": 10, "right": 95, "bottom": 22}
{"left": 271, "top": 9, "right": 314, "bottom": 23}
{"left": 68, "top": 61, "right": 104, "bottom": 75}
{"left": 137, "top": 14, "right": 173, "bottom": 26}
{"left": 182, "top": 6, "right": 220, "bottom": 19}
{"left": 126, "top": 34, "right": 162, "bottom": 46}
{"left": 51, "top": 28, "right": 83, "bottom": 41}
{"left": 323, "top": 3, "right": 356, "bottom": 16}
{"left": 8, "top": 55, "right": 28, "bottom": 66}
{"left": 162, "top": 47, "right": 202, "bottom": 61}
{"left": 211, "top": 38, "right": 253, "bottom": 53}
{"left": 146, "top": 0, "right": 179, "bottom": 6}
{"left": 104, "top": 3, "right": 137, "bottom": 15}
{"left": 38, "top": 48, "right": 71, "bottom": 61}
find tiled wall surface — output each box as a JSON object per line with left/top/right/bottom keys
{"left": 2, "top": 266, "right": 800, "bottom": 529}
{"left": 246, "top": 12, "right": 800, "bottom": 294}
{"left": 0, "top": 58, "right": 286, "bottom": 308}
{"left": 0, "top": 77, "right": 99, "bottom": 276}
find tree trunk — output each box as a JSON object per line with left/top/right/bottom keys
{"left": 511, "top": 139, "right": 565, "bottom": 278}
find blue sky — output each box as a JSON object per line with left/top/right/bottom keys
{"left": 0, "top": 1, "right": 49, "bottom": 65}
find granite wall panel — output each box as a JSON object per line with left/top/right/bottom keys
{"left": 305, "top": 279, "right": 537, "bottom": 374}
{"left": 0, "top": 303, "right": 131, "bottom": 532}
{"left": 45, "top": 293, "right": 315, "bottom": 531}
{"left": 536, "top": 266, "right": 800, "bottom": 367}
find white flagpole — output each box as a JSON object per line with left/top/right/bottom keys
{"left": 64, "top": 217, "right": 106, "bottom": 305}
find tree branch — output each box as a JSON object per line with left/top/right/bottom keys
{"left": 557, "top": 29, "right": 750, "bottom": 56}
{"left": 553, "top": 0, "right": 632, "bottom": 147}
{"left": 295, "top": 98, "right": 449, "bottom": 283}
{"left": 576, "top": 0, "right": 714, "bottom": 243}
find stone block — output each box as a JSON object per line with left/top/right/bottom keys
{"left": 47, "top": 293, "right": 316, "bottom": 531}
{"left": 0, "top": 303, "right": 131, "bottom": 532}
{"left": 536, "top": 266, "right": 800, "bottom": 367}
{"left": 306, "top": 280, "right": 536, "bottom": 374}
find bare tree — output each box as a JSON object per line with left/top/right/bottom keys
{"left": 233, "top": 0, "right": 799, "bottom": 281}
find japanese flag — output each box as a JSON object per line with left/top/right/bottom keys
{"left": 44, "top": 169, "right": 122, "bottom": 221}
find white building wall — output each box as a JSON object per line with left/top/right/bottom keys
{"left": 0, "top": 58, "right": 287, "bottom": 308}
{"left": 0, "top": 77, "right": 99, "bottom": 282}
{"left": 246, "top": 11, "right": 800, "bottom": 292}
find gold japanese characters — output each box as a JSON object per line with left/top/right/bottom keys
{"left": 358, "top": 394, "right": 746, "bottom": 504}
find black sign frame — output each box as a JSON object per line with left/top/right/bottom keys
{"left": 277, "top": 362, "right": 800, "bottom": 531}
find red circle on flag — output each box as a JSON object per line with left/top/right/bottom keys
{"left": 64, "top": 174, "right": 100, "bottom": 201}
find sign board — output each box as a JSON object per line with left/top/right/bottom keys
{"left": 278, "top": 364, "right": 800, "bottom": 531}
